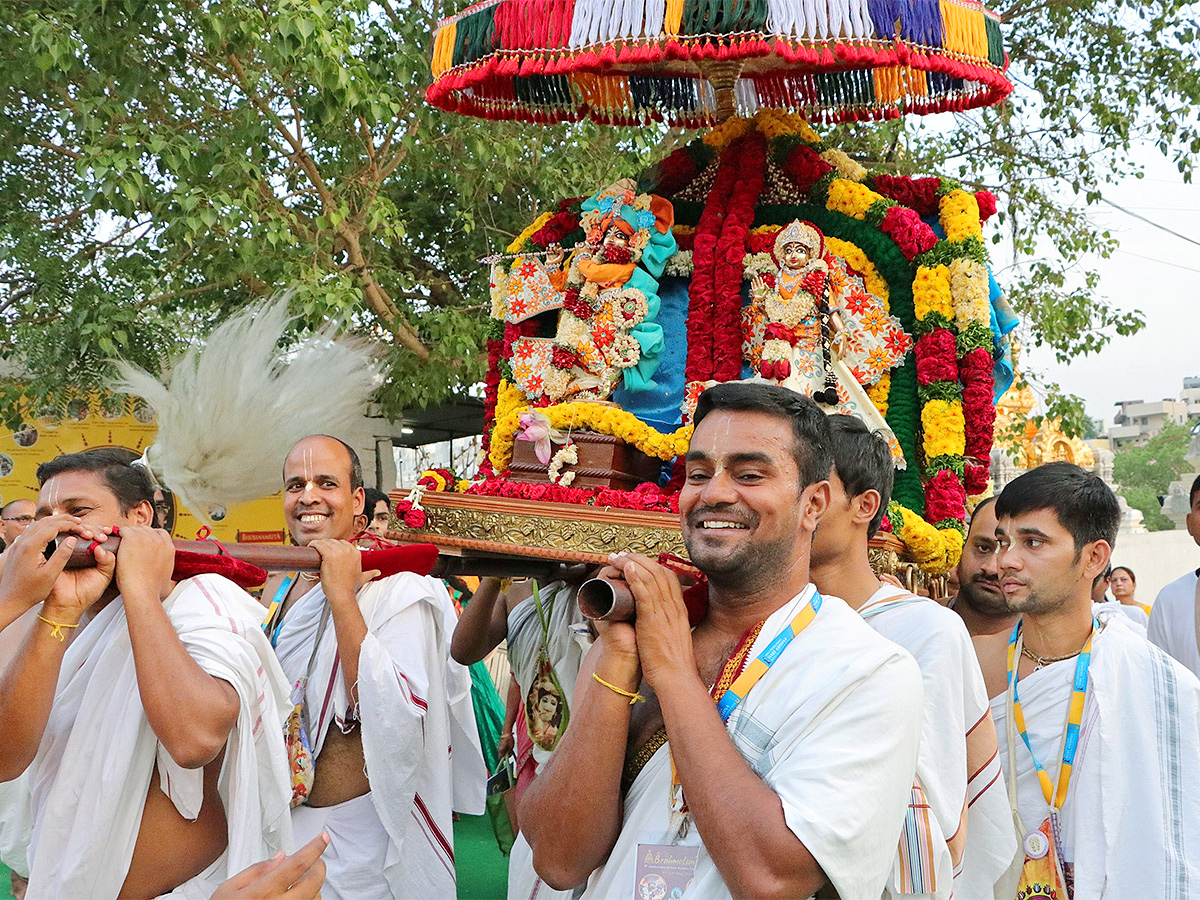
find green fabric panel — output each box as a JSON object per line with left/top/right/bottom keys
{"left": 469, "top": 660, "right": 505, "bottom": 774}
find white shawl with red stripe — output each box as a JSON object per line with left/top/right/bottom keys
{"left": 272, "top": 572, "right": 485, "bottom": 899}
{"left": 24, "top": 574, "right": 292, "bottom": 900}
{"left": 859, "top": 585, "right": 1019, "bottom": 900}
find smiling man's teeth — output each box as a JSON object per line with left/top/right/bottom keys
{"left": 702, "top": 521, "right": 747, "bottom": 529}
{"left": 300, "top": 514, "right": 327, "bottom": 523}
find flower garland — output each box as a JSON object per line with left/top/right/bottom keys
{"left": 466, "top": 477, "right": 680, "bottom": 513}
{"left": 547, "top": 442, "right": 578, "bottom": 486}
{"left": 761, "top": 112, "right": 984, "bottom": 563}
{"left": 713, "top": 132, "right": 766, "bottom": 381}
{"left": 932, "top": 188, "right": 997, "bottom": 508}
{"left": 490, "top": 399, "right": 693, "bottom": 473}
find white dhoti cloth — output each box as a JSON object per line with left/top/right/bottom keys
{"left": 273, "top": 572, "right": 486, "bottom": 900}
{"left": 1149, "top": 569, "right": 1200, "bottom": 678}
{"left": 1093, "top": 600, "right": 1148, "bottom": 635}
{"left": 581, "top": 587, "right": 924, "bottom": 900}
{"left": 859, "top": 585, "right": 1018, "bottom": 900}
{"left": 992, "top": 615, "right": 1200, "bottom": 899}
{"left": 24, "top": 574, "right": 292, "bottom": 900}
{"left": 506, "top": 582, "right": 588, "bottom": 900}
{"left": 0, "top": 608, "right": 38, "bottom": 877}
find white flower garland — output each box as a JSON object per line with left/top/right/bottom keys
{"left": 547, "top": 442, "right": 578, "bottom": 487}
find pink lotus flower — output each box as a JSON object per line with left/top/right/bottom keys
{"left": 516, "top": 410, "right": 567, "bottom": 464}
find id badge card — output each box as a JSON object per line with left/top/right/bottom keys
{"left": 635, "top": 844, "right": 699, "bottom": 900}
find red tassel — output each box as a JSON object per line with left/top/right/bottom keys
{"left": 819, "top": 45, "right": 835, "bottom": 65}
{"left": 599, "top": 43, "right": 618, "bottom": 67}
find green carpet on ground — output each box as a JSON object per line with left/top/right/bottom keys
{"left": 455, "top": 813, "right": 510, "bottom": 900}
{"left": 0, "top": 822, "right": 506, "bottom": 900}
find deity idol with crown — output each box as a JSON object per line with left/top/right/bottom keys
{"left": 746, "top": 219, "right": 911, "bottom": 467}
{"left": 500, "top": 179, "right": 676, "bottom": 404}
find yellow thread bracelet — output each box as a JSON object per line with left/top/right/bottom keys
{"left": 593, "top": 672, "right": 644, "bottom": 704}
{"left": 38, "top": 614, "right": 79, "bottom": 642}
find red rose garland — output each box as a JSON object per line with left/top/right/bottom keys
{"left": 925, "top": 469, "right": 967, "bottom": 522}
{"left": 686, "top": 140, "right": 742, "bottom": 382}
{"left": 915, "top": 330, "right": 958, "bottom": 384}
{"left": 782, "top": 145, "right": 833, "bottom": 194}
{"left": 713, "top": 133, "right": 766, "bottom": 381}
{"left": 466, "top": 477, "right": 680, "bottom": 513}
{"left": 870, "top": 174, "right": 941, "bottom": 217}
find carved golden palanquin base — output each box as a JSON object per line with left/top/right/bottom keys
{"left": 387, "top": 490, "right": 944, "bottom": 597}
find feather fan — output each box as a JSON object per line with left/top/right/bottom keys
{"left": 113, "top": 299, "right": 382, "bottom": 523}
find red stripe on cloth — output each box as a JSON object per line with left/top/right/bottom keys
{"left": 414, "top": 792, "right": 455, "bottom": 864}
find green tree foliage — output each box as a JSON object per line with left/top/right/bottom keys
{"left": 828, "top": 0, "right": 1197, "bottom": 426}
{"left": 0, "top": 0, "right": 660, "bottom": 424}
{"left": 1, "top": 0, "right": 1195, "bottom": 426}
{"left": 1113, "top": 421, "right": 1195, "bottom": 531}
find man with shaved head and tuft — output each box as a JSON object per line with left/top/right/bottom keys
{"left": 261, "top": 435, "right": 485, "bottom": 900}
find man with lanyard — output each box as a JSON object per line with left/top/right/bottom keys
{"left": 1149, "top": 473, "right": 1200, "bottom": 678}
{"left": 951, "top": 497, "right": 1019, "bottom": 700}
{"left": 261, "top": 435, "right": 485, "bottom": 900}
{"left": 991, "top": 462, "right": 1200, "bottom": 899}
{"left": 452, "top": 572, "right": 592, "bottom": 900}
{"left": 521, "top": 383, "right": 924, "bottom": 900}
{"left": 810, "top": 415, "right": 1018, "bottom": 900}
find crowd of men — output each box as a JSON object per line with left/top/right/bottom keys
{"left": 0, "top": 382, "right": 1198, "bottom": 900}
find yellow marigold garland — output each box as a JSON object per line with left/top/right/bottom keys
{"left": 490, "top": 398, "right": 693, "bottom": 472}
{"left": 826, "top": 180, "right": 879, "bottom": 219}
{"left": 865, "top": 373, "right": 891, "bottom": 417}
{"left": 913, "top": 265, "right": 953, "bottom": 320}
{"left": 703, "top": 116, "right": 753, "bottom": 152}
{"left": 939, "top": 190, "right": 983, "bottom": 242}
{"left": 507, "top": 212, "right": 554, "bottom": 253}
{"left": 890, "top": 504, "right": 948, "bottom": 571}
{"left": 921, "top": 399, "right": 967, "bottom": 458}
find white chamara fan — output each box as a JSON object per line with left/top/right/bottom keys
{"left": 114, "top": 299, "right": 382, "bottom": 524}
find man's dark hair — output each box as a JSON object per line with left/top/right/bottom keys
{"left": 826, "top": 414, "right": 893, "bottom": 538}
{"left": 1191, "top": 473, "right": 1200, "bottom": 507}
{"left": 1112, "top": 565, "right": 1136, "bottom": 584}
{"left": 995, "top": 462, "right": 1120, "bottom": 555}
{"left": 363, "top": 487, "right": 389, "bottom": 513}
{"left": 693, "top": 383, "right": 832, "bottom": 489}
{"left": 284, "top": 435, "right": 364, "bottom": 492}
{"left": 36, "top": 448, "right": 155, "bottom": 515}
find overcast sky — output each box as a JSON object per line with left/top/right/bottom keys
{"left": 1016, "top": 148, "right": 1199, "bottom": 425}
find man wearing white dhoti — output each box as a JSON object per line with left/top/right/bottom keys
{"left": 261, "top": 435, "right": 485, "bottom": 900}
{"left": 1149, "top": 474, "right": 1200, "bottom": 679}
{"left": 992, "top": 462, "right": 1200, "bottom": 899}
{"left": 0, "top": 449, "right": 292, "bottom": 900}
{"left": 451, "top": 574, "right": 589, "bottom": 900}
{"left": 811, "top": 415, "right": 1018, "bottom": 900}
{"left": 521, "top": 383, "right": 924, "bottom": 900}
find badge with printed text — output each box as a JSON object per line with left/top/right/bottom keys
{"left": 634, "top": 844, "right": 699, "bottom": 900}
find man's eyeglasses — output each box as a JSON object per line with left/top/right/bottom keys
{"left": 1, "top": 515, "right": 34, "bottom": 524}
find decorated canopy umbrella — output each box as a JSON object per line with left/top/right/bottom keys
{"left": 427, "top": 0, "right": 1011, "bottom": 126}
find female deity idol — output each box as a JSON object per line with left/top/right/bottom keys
{"left": 747, "top": 219, "right": 909, "bottom": 467}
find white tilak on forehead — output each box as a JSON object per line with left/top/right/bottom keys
{"left": 303, "top": 446, "right": 315, "bottom": 493}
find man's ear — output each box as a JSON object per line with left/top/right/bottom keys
{"left": 352, "top": 486, "right": 366, "bottom": 517}
{"left": 853, "top": 489, "right": 881, "bottom": 530}
{"left": 129, "top": 499, "right": 155, "bottom": 527}
{"left": 1080, "top": 539, "right": 1112, "bottom": 582}
{"left": 800, "top": 481, "right": 831, "bottom": 533}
